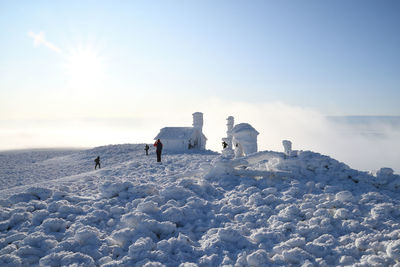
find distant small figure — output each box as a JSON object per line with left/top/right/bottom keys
{"left": 94, "top": 156, "right": 101, "bottom": 169}
{"left": 188, "top": 139, "right": 193, "bottom": 149}
{"left": 144, "top": 144, "right": 150, "bottom": 155}
{"left": 153, "top": 139, "right": 163, "bottom": 162}
{"left": 222, "top": 141, "right": 228, "bottom": 149}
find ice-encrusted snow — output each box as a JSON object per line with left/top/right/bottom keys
{"left": 1, "top": 144, "right": 400, "bottom": 266}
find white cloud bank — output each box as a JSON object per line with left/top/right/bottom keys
{"left": 1, "top": 99, "right": 399, "bottom": 173}
{"left": 200, "top": 99, "right": 400, "bottom": 174}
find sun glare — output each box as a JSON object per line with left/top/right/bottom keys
{"left": 64, "top": 45, "right": 105, "bottom": 87}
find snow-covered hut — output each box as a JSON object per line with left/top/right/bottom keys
{"left": 231, "top": 122, "right": 259, "bottom": 157}
{"left": 222, "top": 116, "right": 259, "bottom": 157}
{"left": 154, "top": 112, "right": 207, "bottom": 152}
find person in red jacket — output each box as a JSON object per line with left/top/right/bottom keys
{"left": 154, "top": 139, "right": 163, "bottom": 162}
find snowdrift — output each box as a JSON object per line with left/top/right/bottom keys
{"left": 1, "top": 144, "right": 400, "bottom": 266}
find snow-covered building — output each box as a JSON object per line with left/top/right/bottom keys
{"left": 232, "top": 123, "right": 259, "bottom": 156}
{"left": 154, "top": 112, "right": 207, "bottom": 152}
{"left": 222, "top": 116, "right": 259, "bottom": 157}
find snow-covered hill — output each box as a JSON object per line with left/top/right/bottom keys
{"left": 1, "top": 144, "right": 400, "bottom": 266}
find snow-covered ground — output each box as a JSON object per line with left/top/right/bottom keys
{"left": 1, "top": 144, "right": 400, "bottom": 266}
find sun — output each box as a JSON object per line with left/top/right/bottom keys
{"left": 64, "top": 45, "right": 105, "bottom": 87}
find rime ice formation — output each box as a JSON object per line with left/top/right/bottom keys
{"left": 222, "top": 116, "right": 259, "bottom": 157}
{"left": 1, "top": 144, "right": 400, "bottom": 266}
{"left": 231, "top": 123, "right": 259, "bottom": 156}
{"left": 154, "top": 112, "right": 207, "bottom": 152}
{"left": 223, "top": 116, "right": 234, "bottom": 150}
{"left": 282, "top": 140, "right": 292, "bottom": 156}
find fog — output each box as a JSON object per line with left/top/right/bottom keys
{"left": 200, "top": 100, "right": 400, "bottom": 174}
{"left": 1, "top": 99, "right": 399, "bottom": 173}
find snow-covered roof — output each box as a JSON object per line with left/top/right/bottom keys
{"left": 154, "top": 127, "right": 207, "bottom": 140}
{"left": 231, "top": 123, "right": 259, "bottom": 135}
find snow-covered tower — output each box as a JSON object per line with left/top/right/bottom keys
{"left": 226, "top": 116, "right": 234, "bottom": 140}
{"left": 192, "top": 112, "right": 203, "bottom": 131}
{"left": 231, "top": 123, "right": 259, "bottom": 157}
{"left": 222, "top": 116, "right": 234, "bottom": 150}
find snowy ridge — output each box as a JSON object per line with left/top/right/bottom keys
{"left": 1, "top": 144, "right": 400, "bottom": 266}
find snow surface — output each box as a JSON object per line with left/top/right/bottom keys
{"left": 1, "top": 144, "right": 400, "bottom": 266}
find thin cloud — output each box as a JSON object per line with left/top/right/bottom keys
{"left": 28, "top": 31, "right": 63, "bottom": 54}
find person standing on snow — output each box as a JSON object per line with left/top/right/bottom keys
{"left": 94, "top": 156, "right": 101, "bottom": 169}
{"left": 144, "top": 144, "right": 150, "bottom": 155}
{"left": 153, "top": 139, "right": 163, "bottom": 162}
{"left": 222, "top": 141, "right": 228, "bottom": 149}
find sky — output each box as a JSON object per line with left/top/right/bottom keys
{"left": 0, "top": 0, "right": 399, "bottom": 171}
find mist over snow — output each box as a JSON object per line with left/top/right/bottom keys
{"left": 1, "top": 143, "right": 400, "bottom": 266}
{"left": 1, "top": 100, "right": 399, "bottom": 173}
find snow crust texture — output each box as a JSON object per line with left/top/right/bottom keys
{"left": 1, "top": 144, "right": 400, "bottom": 266}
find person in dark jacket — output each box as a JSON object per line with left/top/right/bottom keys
{"left": 94, "top": 156, "right": 101, "bottom": 169}
{"left": 144, "top": 144, "right": 150, "bottom": 155}
{"left": 222, "top": 141, "right": 228, "bottom": 149}
{"left": 153, "top": 139, "right": 163, "bottom": 162}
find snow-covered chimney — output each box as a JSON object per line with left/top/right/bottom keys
{"left": 192, "top": 112, "right": 203, "bottom": 131}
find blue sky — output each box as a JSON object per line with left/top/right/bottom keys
{"left": 1, "top": 1, "right": 400, "bottom": 158}
{"left": 1, "top": 0, "right": 400, "bottom": 115}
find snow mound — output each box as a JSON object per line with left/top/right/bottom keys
{"left": 0, "top": 144, "right": 400, "bottom": 266}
